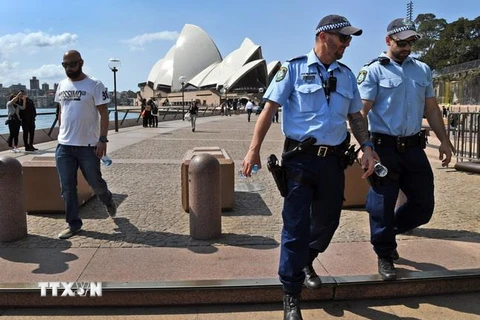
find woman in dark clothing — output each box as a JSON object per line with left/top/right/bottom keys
{"left": 6, "top": 92, "right": 26, "bottom": 153}
{"left": 19, "top": 92, "right": 37, "bottom": 151}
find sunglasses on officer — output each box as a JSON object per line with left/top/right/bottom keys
{"left": 390, "top": 37, "right": 417, "bottom": 48}
{"left": 61, "top": 60, "right": 81, "bottom": 68}
{"left": 326, "top": 32, "right": 352, "bottom": 43}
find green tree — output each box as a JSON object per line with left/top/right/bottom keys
{"left": 413, "top": 14, "right": 480, "bottom": 70}
{"left": 414, "top": 14, "right": 447, "bottom": 58}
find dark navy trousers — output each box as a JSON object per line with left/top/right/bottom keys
{"left": 366, "top": 145, "right": 434, "bottom": 258}
{"left": 279, "top": 153, "right": 344, "bottom": 295}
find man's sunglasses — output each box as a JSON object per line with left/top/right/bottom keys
{"left": 61, "top": 60, "right": 81, "bottom": 68}
{"left": 391, "top": 38, "right": 417, "bottom": 48}
{"left": 326, "top": 32, "right": 352, "bottom": 43}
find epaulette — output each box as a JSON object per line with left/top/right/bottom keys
{"left": 286, "top": 55, "right": 307, "bottom": 62}
{"left": 364, "top": 57, "right": 390, "bottom": 66}
{"left": 337, "top": 61, "right": 351, "bottom": 71}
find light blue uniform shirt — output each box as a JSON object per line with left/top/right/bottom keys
{"left": 358, "top": 52, "right": 434, "bottom": 136}
{"left": 264, "top": 49, "right": 363, "bottom": 146}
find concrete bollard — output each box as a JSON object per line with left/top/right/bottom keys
{"left": 0, "top": 156, "right": 27, "bottom": 242}
{"left": 188, "top": 153, "right": 221, "bottom": 240}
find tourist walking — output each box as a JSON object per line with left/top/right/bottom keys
{"left": 54, "top": 49, "right": 117, "bottom": 240}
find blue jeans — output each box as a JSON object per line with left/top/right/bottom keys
{"left": 55, "top": 144, "right": 112, "bottom": 230}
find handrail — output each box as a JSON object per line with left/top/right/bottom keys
{"left": 1, "top": 105, "right": 235, "bottom": 138}
{"left": 447, "top": 112, "right": 480, "bottom": 162}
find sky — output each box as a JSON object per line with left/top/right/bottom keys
{"left": 0, "top": 0, "right": 477, "bottom": 92}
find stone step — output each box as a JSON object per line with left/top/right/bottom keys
{"left": 0, "top": 269, "right": 479, "bottom": 308}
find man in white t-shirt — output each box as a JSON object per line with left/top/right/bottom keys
{"left": 54, "top": 50, "right": 116, "bottom": 239}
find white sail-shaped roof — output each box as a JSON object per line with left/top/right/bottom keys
{"left": 223, "top": 59, "right": 268, "bottom": 89}
{"left": 145, "top": 24, "right": 273, "bottom": 93}
{"left": 148, "top": 24, "right": 221, "bottom": 91}
{"left": 170, "top": 24, "right": 222, "bottom": 91}
{"left": 151, "top": 45, "right": 176, "bottom": 89}
{"left": 267, "top": 61, "right": 282, "bottom": 83}
{"left": 188, "top": 61, "right": 221, "bottom": 88}
{"left": 194, "top": 38, "right": 261, "bottom": 88}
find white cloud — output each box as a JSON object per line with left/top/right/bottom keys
{"left": 32, "top": 64, "right": 65, "bottom": 79}
{"left": 0, "top": 31, "right": 77, "bottom": 87}
{"left": 122, "top": 31, "right": 179, "bottom": 49}
{"left": 0, "top": 62, "right": 64, "bottom": 87}
{"left": 0, "top": 31, "right": 78, "bottom": 56}
{"left": 0, "top": 60, "right": 22, "bottom": 85}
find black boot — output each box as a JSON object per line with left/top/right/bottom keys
{"left": 283, "top": 293, "right": 303, "bottom": 320}
{"left": 378, "top": 258, "right": 397, "bottom": 281}
{"left": 303, "top": 265, "right": 322, "bottom": 289}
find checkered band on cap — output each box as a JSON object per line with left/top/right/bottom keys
{"left": 387, "top": 24, "right": 416, "bottom": 36}
{"left": 315, "top": 21, "right": 351, "bottom": 34}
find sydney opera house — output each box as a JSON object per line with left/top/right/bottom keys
{"left": 139, "top": 24, "right": 281, "bottom": 106}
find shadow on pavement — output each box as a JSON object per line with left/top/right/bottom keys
{"left": 79, "top": 217, "right": 278, "bottom": 252}
{"left": 407, "top": 227, "right": 480, "bottom": 243}
{"left": 0, "top": 235, "right": 77, "bottom": 275}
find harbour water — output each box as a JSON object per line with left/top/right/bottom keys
{"left": 0, "top": 108, "right": 139, "bottom": 135}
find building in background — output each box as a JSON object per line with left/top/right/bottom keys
{"left": 30, "top": 77, "right": 40, "bottom": 90}
{"left": 140, "top": 24, "right": 281, "bottom": 106}
{"left": 434, "top": 59, "right": 480, "bottom": 106}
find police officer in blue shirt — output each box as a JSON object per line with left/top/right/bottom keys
{"left": 242, "top": 15, "right": 377, "bottom": 320}
{"left": 358, "top": 18, "right": 455, "bottom": 282}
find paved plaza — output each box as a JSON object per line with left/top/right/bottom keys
{"left": 0, "top": 113, "right": 478, "bottom": 318}
{"left": 1, "top": 114, "right": 478, "bottom": 251}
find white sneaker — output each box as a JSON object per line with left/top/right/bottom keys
{"left": 14, "top": 148, "right": 20, "bottom": 153}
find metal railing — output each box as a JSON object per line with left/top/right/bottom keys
{"left": 1, "top": 104, "right": 240, "bottom": 137}
{"left": 447, "top": 112, "right": 480, "bottom": 162}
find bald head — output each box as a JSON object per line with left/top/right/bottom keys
{"left": 63, "top": 50, "right": 82, "bottom": 61}
{"left": 62, "top": 50, "right": 85, "bottom": 80}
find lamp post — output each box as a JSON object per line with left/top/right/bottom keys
{"left": 108, "top": 58, "right": 121, "bottom": 132}
{"left": 179, "top": 76, "right": 187, "bottom": 120}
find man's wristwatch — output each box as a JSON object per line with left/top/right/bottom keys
{"left": 99, "top": 136, "right": 109, "bottom": 143}
{"left": 361, "top": 141, "right": 375, "bottom": 151}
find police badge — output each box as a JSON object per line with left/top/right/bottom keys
{"left": 276, "top": 67, "right": 287, "bottom": 82}
{"left": 357, "top": 70, "right": 367, "bottom": 85}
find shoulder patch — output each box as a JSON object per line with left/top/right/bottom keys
{"left": 357, "top": 70, "right": 367, "bottom": 85}
{"left": 275, "top": 66, "right": 288, "bottom": 82}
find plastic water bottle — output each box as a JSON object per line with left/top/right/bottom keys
{"left": 373, "top": 162, "right": 388, "bottom": 177}
{"left": 239, "top": 164, "right": 259, "bottom": 178}
{"left": 101, "top": 155, "right": 113, "bottom": 166}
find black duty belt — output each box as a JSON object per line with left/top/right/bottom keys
{"left": 284, "top": 137, "right": 341, "bottom": 157}
{"left": 371, "top": 132, "right": 425, "bottom": 148}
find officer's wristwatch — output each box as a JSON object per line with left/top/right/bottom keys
{"left": 361, "top": 141, "right": 375, "bottom": 151}
{"left": 99, "top": 136, "right": 109, "bottom": 143}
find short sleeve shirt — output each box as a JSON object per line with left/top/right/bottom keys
{"left": 55, "top": 76, "right": 110, "bottom": 146}
{"left": 263, "top": 49, "right": 363, "bottom": 146}
{"left": 358, "top": 53, "right": 434, "bottom": 136}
